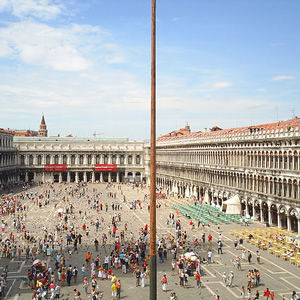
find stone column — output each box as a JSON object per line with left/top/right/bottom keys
{"left": 59, "top": 173, "right": 62, "bottom": 183}
{"left": 100, "top": 172, "right": 103, "bottom": 182}
{"left": 83, "top": 171, "right": 87, "bottom": 182}
{"left": 287, "top": 215, "right": 291, "bottom": 232}
{"left": 185, "top": 186, "right": 190, "bottom": 198}
{"left": 92, "top": 172, "right": 95, "bottom": 183}
{"left": 116, "top": 172, "right": 120, "bottom": 183}
{"left": 268, "top": 208, "right": 272, "bottom": 225}
{"left": 246, "top": 203, "right": 250, "bottom": 217}
{"left": 67, "top": 172, "right": 70, "bottom": 182}
{"left": 100, "top": 155, "right": 104, "bottom": 164}
{"left": 108, "top": 172, "right": 112, "bottom": 182}
{"left": 260, "top": 207, "right": 264, "bottom": 223}
{"left": 42, "top": 172, "right": 45, "bottom": 183}
{"left": 278, "top": 212, "right": 282, "bottom": 228}
{"left": 75, "top": 172, "right": 79, "bottom": 182}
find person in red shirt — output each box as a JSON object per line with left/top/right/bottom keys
{"left": 195, "top": 271, "right": 201, "bottom": 288}
{"left": 264, "top": 288, "right": 270, "bottom": 299}
{"left": 112, "top": 227, "right": 117, "bottom": 238}
{"left": 208, "top": 234, "right": 213, "bottom": 246}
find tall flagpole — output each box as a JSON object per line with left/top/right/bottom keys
{"left": 149, "top": 0, "right": 157, "bottom": 299}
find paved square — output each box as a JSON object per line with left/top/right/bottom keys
{"left": 1, "top": 183, "right": 299, "bottom": 300}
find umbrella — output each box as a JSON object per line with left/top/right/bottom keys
{"left": 32, "top": 259, "right": 41, "bottom": 266}
{"left": 57, "top": 208, "right": 64, "bottom": 213}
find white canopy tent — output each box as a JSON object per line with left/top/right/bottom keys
{"left": 222, "top": 195, "right": 241, "bottom": 215}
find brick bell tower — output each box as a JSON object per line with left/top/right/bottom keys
{"left": 38, "top": 114, "right": 48, "bottom": 137}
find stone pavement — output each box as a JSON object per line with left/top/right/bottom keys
{"left": 1, "top": 183, "right": 299, "bottom": 300}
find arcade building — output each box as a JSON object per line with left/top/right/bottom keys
{"left": 149, "top": 119, "right": 300, "bottom": 234}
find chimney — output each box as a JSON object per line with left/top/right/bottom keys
{"left": 204, "top": 128, "right": 207, "bottom": 133}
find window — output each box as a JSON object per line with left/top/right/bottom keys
{"left": 136, "top": 155, "right": 141, "bottom": 164}
{"left": 87, "top": 155, "right": 92, "bottom": 165}
{"left": 104, "top": 155, "right": 108, "bottom": 164}
{"left": 79, "top": 155, "right": 84, "bottom": 165}
{"left": 128, "top": 155, "right": 132, "bottom": 164}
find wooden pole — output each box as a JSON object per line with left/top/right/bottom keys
{"left": 149, "top": 0, "right": 157, "bottom": 299}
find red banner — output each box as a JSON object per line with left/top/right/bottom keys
{"left": 44, "top": 164, "right": 67, "bottom": 171}
{"left": 94, "top": 164, "right": 117, "bottom": 171}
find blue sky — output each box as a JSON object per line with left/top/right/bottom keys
{"left": 0, "top": 0, "right": 299, "bottom": 140}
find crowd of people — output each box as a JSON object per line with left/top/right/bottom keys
{"left": 0, "top": 182, "right": 299, "bottom": 300}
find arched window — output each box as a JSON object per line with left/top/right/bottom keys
{"left": 136, "top": 155, "right": 141, "bottom": 164}
{"left": 103, "top": 155, "right": 108, "bottom": 164}
{"left": 79, "top": 155, "right": 84, "bottom": 165}
{"left": 128, "top": 155, "right": 132, "bottom": 164}
{"left": 87, "top": 155, "right": 92, "bottom": 165}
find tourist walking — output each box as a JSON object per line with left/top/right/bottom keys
{"left": 161, "top": 274, "right": 168, "bottom": 292}
{"left": 116, "top": 280, "right": 121, "bottom": 299}
{"left": 227, "top": 271, "right": 234, "bottom": 287}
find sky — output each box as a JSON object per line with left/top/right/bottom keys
{"left": 0, "top": 0, "right": 299, "bottom": 141}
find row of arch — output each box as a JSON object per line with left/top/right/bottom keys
{"left": 157, "top": 176, "right": 300, "bottom": 234}
{"left": 20, "top": 153, "right": 142, "bottom": 166}
{"left": 156, "top": 166, "right": 300, "bottom": 200}
{"left": 157, "top": 150, "right": 300, "bottom": 171}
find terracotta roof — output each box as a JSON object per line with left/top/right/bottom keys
{"left": 157, "top": 118, "right": 300, "bottom": 142}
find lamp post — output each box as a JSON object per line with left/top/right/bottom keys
{"left": 149, "top": 0, "right": 157, "bottom": 299}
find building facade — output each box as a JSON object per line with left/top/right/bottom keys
{"left": 0, "top": 130, "right": 17, "bottom": 188}
{"left": 14, "top": 137, "right": 145, "bottom": 184}
{"left": 2, "top": 116, "right": 300, "bottom": 234}
{"left": 148, "top": 118, "right": 300, "bottom": 234}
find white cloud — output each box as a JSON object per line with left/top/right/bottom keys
{"left": 271, "top": 75, "right": 294, "bottom": 81}
{"left": 212, "top": 81, "right": 233, "bottom": 89}
{"left": 102, "top": 43, "right": 127, "bottom": 64}
{"left": 0, "top": 0, "right": 64, "bottom": 20}
{"left": 0, "top": 40, "right": 13, "bottom": 56}
{"left": 0, "top": 21, "right": 100, "bottom": 71}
